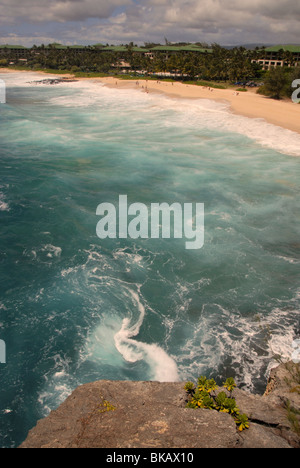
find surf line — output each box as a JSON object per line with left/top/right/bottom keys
{"left": 96, "top": 195, "right": 204, "bottom": 250}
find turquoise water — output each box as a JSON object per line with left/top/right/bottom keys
{"left": 0, "top": 72, "right": 299, "bottom": 447}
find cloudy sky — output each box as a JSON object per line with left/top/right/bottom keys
{"left": 0, "top": 0, "right": 299, "bottom": 47}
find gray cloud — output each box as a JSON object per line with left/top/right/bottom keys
{"left": 123, "top": 0, "right": 300, "bottom": 44}
{"left": 0, "top": 0, "right": 132, "bottom": 23}
{"left": 0, "top": 0, "right": 299, "bottom": 46}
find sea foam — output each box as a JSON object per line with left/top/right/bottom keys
{"left": 47, "top": 78, "right": 300, "bottom": 157}
{"left": 1, "top": 71, "right": 299, "bottom": 447}
{"left": 114, "top": 288, "right": 179, "bottom": 382}
{"left": 3, "top": 71, "right": 300, "bottom": 156}
{"left": 0, "top": 192, "right": 9, "bottom": 212}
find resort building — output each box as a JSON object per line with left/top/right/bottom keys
{"left": 0, "top": 45, "right": 29, "bottom": 57}
{"left": 144, "top": 45, "right": 212, "bottom": 60}
{"left": 0, "top": 43, "right": 213, "bottom": 62}
{"left": 252, "top": 45, "right": 300, "bottom": 70}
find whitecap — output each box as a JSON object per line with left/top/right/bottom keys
{"left": 42, "top": 244, "right": 62, "bottom": 258}
{"left": 48, "top": 77, "right": 300, "bottom": 156}
{"left": 114, "top": 288, "right": 179, "bottom": 382}
{"left": 174, "top": 302, "right": 299, "bottom": 392}
{"left": 84, "top": 284, "right": 179, "bottom": 383}
{"left": 3, "top": 71, "right": 300, "bottom": 156}
{"left": 0, "top": 193, "right": 9, "bottom": 212}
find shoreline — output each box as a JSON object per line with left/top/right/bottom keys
{"left": 98, "top": 76, "right": 300, "bottom": 135}
{"left": 1, "top": 68, "right": 300, "bottom": 135}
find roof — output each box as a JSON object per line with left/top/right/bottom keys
{"left": 151, "top": 45, "right": 212, "bottom": 53}
{"left": 0, "top": 43, "right": 213, "bottom": 53}
{"left": 92, "top": 44, "right": 212, "bottom": 53}
{"left": 265, "top": 45, "right": 300, "bottom": 53}
{"left": 46, "top": 43, "right": 68, "bottom": 49}
{"left": 0, "top": 44, "right": 28, "bottom": 49}
{"left": 99, "top": 45, "right": 148, "bottom": 52}
{"left": 98, "top": 46, "right": 127, "bottom": 52}
{"left": 68, "top": 45, "right": 86, "bottom": 49}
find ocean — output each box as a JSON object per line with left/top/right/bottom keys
{"left": 0, "top": 71, "right": 299, "bottom": 447}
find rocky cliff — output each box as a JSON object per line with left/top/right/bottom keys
{"left": 20, "top": 362, "right": 300, "bottom": 449}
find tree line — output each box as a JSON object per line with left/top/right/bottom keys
{"left": 0, "top": 43, "right": 264, "bottom": 82}
{"left": 1, "top": 43, "right": 299, "bottom": 100}
{"left": 258, "top": 66, "right": 300, "bottom": 100}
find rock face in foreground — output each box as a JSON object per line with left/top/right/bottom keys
{"left": 20, "top": 362, "right": 300, "bottom": 449}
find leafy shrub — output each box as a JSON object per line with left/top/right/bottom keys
{"left": 184, "top": 381, "right": 195, "bottom": 394}
{"left": 184, "top": 376, "right": 249, "bottom": 432}
{"left": 235, "top": 413, "right": 250, "bottom": 432}
{"left": 223, "top": 377, "right": 237, "bottom": 395}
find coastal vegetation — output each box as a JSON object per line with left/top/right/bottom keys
{"left": 1, "top": 42, "right": 299, "bottom": 100}
{"left": 0, "top": 42, "right": 263, "bottom": 83}
{"left": 184, "top": 376, "right": 250, "bottom": 432}
{"left": 257, "top": 66, "right": 300, "bottom": 100}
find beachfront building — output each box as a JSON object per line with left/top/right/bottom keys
{"left": 0, "top": 42, "right": 213, "bottom": 63}
{"left": 90, "top": 44, "right": 212, "bottom": 56}
{"left": 0, "top": 45, "right": 29, "bottom": 58}
{"left": 146, "top": 45, "right": 212, "bottom": 61}
{"left": 252, "top": 45, "right": 300, "bottom": 70}
{"left": 33, "top": 44, "right": 88, "bottom": 55}
{"left": 87, "top": 44, "right": 213, "bottom": 75}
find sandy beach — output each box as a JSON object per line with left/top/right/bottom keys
{"left": 99, "top": 77, "right": 300, "bottom": 135}
{"left": 1, "top": 68, "right": 300, "bottom": 135}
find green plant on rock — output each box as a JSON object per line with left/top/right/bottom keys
{"left": 185, "top": 375, "right": 249, "bottom": 432}
{"left": 223, "top": 377, "right": 237, "bottom": 396}
{"left": 197, "top": 376, "right": 218, "bottom": 393}
{"left": 215, "top": 391, "right": 239, "bottom": 415}
{"left": 235, "top": 413, "right": 250, "bottom": 432}
{"left": 201, "top": 394, "right": 215, "bottom": 410}
{"left": 184, "top": 381, "right": 195, "bottom": 394}
{"left": 186, "top": 399, "right": 198, "bottom": 409}
{"left": 197, "top": 376, "right": 209, "bottom": 391}
{"left": 224, "top": 397, "right": 240, "bottom": 415}
{"left": 98, "top": 399, "right": 116, "bottom": 413}
{"left": 207, "top": 378, "right": 219, "bottom": 395}
{"left": 190, "top": 390, "right": 208, "bottom": 408}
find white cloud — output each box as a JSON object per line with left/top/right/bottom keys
{"left": 0, "top": 0, "right": 299, "bottom": 45}
{"left": 122, "top": 0, "right": 300, "bottom": 44}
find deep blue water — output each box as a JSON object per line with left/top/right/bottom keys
{"left": 0, "top": 72, "right": 299, "bottom": 447}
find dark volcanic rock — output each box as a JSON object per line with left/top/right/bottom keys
{"left": 20, "top": 363, "right": 300, "bottom": 449}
